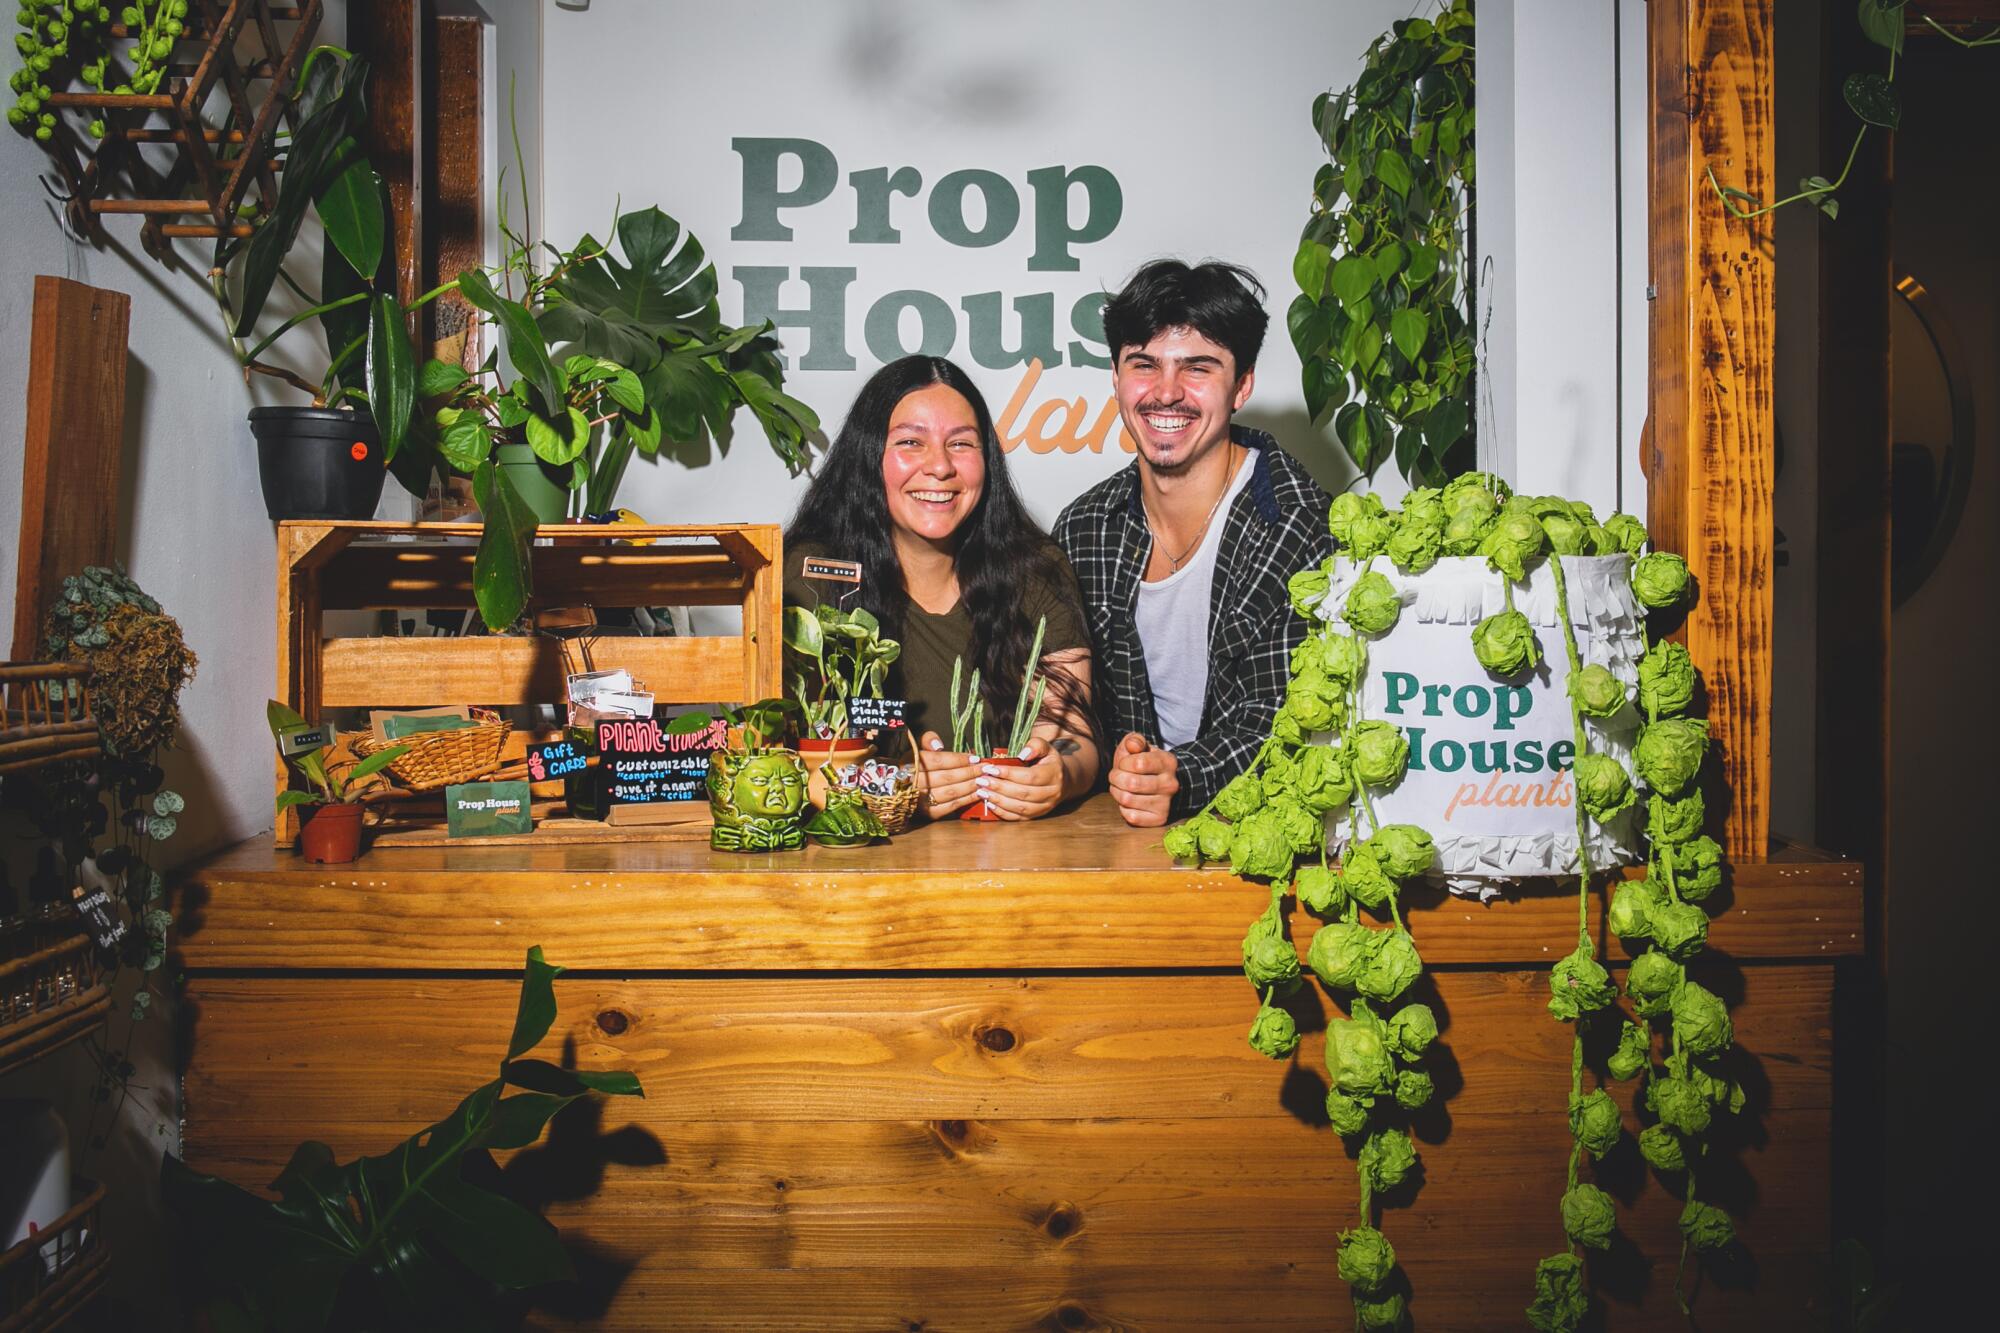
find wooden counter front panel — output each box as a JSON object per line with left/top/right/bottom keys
{"left": 182, "top": 967, "right": 1835, "bottom": 1331}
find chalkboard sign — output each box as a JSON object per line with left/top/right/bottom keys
{"left": 598, "top": 715, "right": 726, "bottom": 805}
{"left": 70, "top": 884, "right": 127, "bottom": 951}
{"left": 527, "top": 739, "right": 590, "bottom": 782}
{"left": 847, "top": 697, "right": 907, "bottom": 731}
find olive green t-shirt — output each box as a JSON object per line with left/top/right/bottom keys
{"left": 783, "top": 543, "right": 1088, "bottom": 741}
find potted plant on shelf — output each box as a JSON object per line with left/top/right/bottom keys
{"left": 946, "top": 616, "right": 1049, "bottom": 822}
{"left": 782, "top": 604, "right": 900, "bottom": 808}
{"left": 205, "top": 48, "right": 445, "bottom": 521}
{"left": 433, "top": 202, "right": 819, "bottom": 631}
{"left": 702, "top": 699, "right": 810, "bottom": 853}
{"left": 267, "top": 700, "right": 407, "bottom": 863}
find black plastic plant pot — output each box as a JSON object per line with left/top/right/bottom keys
{"left": 250, "top": 406, "right": 387, "bottom": 521}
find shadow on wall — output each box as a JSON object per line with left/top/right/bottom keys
{"left": 1237, "top": 404, "right": 1358, "bottom": 499}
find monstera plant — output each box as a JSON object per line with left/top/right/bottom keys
{"left": 161, "top": 947, "right": 642, "bottom": 1331}
{"left": 427, "top": 205, "right": 819, "bottom": 630}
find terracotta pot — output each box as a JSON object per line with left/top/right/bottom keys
{"left": 298, "top": 802, "right": 365, "bottom": 863}
{"left": 961, "top": 751, "right": 1027, "bottom": 821}
{"left": 798, "top": 737, "right": 874, "bottom": 809}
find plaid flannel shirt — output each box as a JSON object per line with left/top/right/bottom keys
{"left": 1053, "top": 427, "right": 1334, "bottom": 817}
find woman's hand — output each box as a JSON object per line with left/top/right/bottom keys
{"left": 975, "top": 736, "right": 1066, "bottom": 821}
{"left": 917, "top": 731, "right": 983, "bottom": 818}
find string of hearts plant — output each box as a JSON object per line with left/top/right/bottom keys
{"left": 1162, "top": 474, "right": 1739, "bottom": 1331}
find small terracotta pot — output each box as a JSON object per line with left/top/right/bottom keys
{"left": 298, "top": 802, "right": 365, "bottom": 863}
{"left": 961, "top": 751, "right": 1027, "bottom": 821}
{"left": 798, "top": 737, "right": 874, "bottom": 809}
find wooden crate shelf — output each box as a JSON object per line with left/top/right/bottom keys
{"left": 274, "top": 521, "right": 783, "bottom": 845}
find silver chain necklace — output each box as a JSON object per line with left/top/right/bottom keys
{"left": 1145, "top": 443, "right": 1241, "bottom": 571}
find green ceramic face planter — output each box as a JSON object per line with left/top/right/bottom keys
{"left": 709, "top": 748, "right": 809, "bottom": 851}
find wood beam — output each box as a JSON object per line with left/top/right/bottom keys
{"left": 423, "top": 12, "right": 483, "bottom": 368}
{"left": 11, "top": 277, "right": 132, "bottom": 658}
{"left": 351, "top": 0, "right": 422, "bottom": 312}
{"left": 1646, "top": 0, "right": 1777, "bottom": 863}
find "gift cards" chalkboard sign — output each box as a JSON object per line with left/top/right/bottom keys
{"left": 598, "top": 715, "right": 725, "bottom": 805}
{"left": 527, "top": 739, "right": 590, "bottom": 781}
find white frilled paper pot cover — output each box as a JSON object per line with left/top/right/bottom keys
{"left": 1313, "top": 555, "right": 1646, "bottom": 900}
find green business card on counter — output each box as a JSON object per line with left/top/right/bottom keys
{"left": 445, "top": 781, "right": 532, "bottom": 838}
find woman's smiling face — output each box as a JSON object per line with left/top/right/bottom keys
{"left": 881, "top": 383, "right": 986, "bottom": 547}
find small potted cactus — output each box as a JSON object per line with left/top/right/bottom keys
{"left": 948, "top": 616, "right": 1049, "bottom": 822}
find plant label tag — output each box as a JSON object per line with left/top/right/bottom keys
{"left": 527, "top": 740, "right": 590, "bottom": 782}
{"left": 70, "top": 884, "right": 126, "bottom": 951}
{"left": 847, "top": 697, "right": 907, "bottom": 731}
{"left": 445, "top": 781, "right": 533, "bottom": 837}
{"left": 597, "top": 714, "right": 724, "bottom": 805}
{"left": 802, "top": 557, "right": 862, "bottom": 584}
{"left": 276, "top": 724, "right": 329, "bottom": 758}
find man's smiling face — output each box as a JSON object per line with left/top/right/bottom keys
{"left": 1111, "top": 326, "right": 1255, "bottom": 476}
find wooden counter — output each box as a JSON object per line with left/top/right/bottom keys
{"left": 177, "top": 798, "right": 1861, "bottom": 1331}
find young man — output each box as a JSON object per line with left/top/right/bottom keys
{"left": 1053, "top": 260, "right": 1334, "bottom": 826}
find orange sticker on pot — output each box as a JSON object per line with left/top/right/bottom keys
{"left": 350, "top": 441, "right": 369, "bottom": 461}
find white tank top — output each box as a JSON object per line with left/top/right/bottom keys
{"left": 1134, "top": 455, "right": 1256, "bottom": 747}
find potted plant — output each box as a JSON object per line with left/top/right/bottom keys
{"left": 162, "top": 946, "right": 641, "bottom": 1330}
{"left": 699, "top": 699, "right": 810, "bottom": 853}
{"left": 267, "top": 700, "right": 408, "bottom": 863}
{"left": 205, "top": 49, "right": 448, "bottom": 521}
{"left": 947, "top": 617, "right": 1049, "bottom": 822}
{"left": 432, "top": 200, "right": 819, "bottom": 631}
{"left": 782, "top": 604, "right": 901, "bottom": 808}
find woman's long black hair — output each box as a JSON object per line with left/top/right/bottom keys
{"left": 785, "top": 355, "right": 1091, "bottom": 745}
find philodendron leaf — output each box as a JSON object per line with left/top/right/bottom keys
{"left": 524, "top": 406, "right": 590, "bottom": 466}
{"left": 472, "top": 460, "right": 536, "bottom": 630}
{"left": 1293, "top": 239, "right": 1332, "bottom": 301}
{"left": 1389, "top": 308, "right": 1429, "bottom": 361}
{"left": 507, "top": 945, "right": 565, "bottom": 1062}
{"left": 315, "top": 157, "right": 385, "bottom": 280}
{"left": 458, "top": 267, "right": 567, "bottom": 412}
{"left": 1331, "top": 254, "right": 1375, "bottom": 309}
{"left": 1856, "top": 0, "right": 1907, "bottom": 56}
{"left": 160, "top": 1154, "right": 352, "bottom": 1332}
{"left": 1843, "top": 73, "right": 1900, "bottom": 129}
{"left": 366, "top": 292, "right": 415, "bottom": 462}
{"left": 418, "top": 358, "right": 470, "bottom": 397}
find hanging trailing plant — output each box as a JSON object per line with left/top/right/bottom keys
{"left": 7, "top": 2, "right": 190, "bottom": 142}
{"left": 1164, "top": 475, "right": 1739, "bottom": 1327}
{"left": 1290, "top": 0, "right": 1476, "bottom": 486}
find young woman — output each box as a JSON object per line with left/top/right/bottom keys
{"left": 783, "top": 356, "right": 1100, "bottom": 820}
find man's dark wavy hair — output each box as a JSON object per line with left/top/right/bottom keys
{"left": 1101, "top": 258, "right": 1269, "bottom": 375}
{"left": 784, "top": 355, "right": 1090, "bottom": 744}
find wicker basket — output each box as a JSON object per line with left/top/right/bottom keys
{"left": 0, "top": 915, "right": 110, "bottom": 1080}
{"left": 0, "top": 660, "right": 97, "bottom": 777}
{"left": 856, "top": 727, "right": 921, "bottom": 835}
{"left": 0, "top": 1176, "right": 107, "bottom": 1332}
{"left": 356, "top": 721, "right": 512, "bottom": 791}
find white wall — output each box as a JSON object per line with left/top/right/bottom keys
{"left": 529, "top": 1, "right": 1643, "bottom": 531}
{"left": 1475, "top": 0, "right": 1649, "bottom": 517}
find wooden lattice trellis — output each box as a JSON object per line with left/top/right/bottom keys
{"left": 37, "top": 0, "right": 322, "bottom": 260}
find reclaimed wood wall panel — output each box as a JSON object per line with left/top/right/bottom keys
{"left": 1647, "top": 0, "right": 1777, "bottom": 862}
{"left": 11, "top": 276, "right": 131, "bottom": 658}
